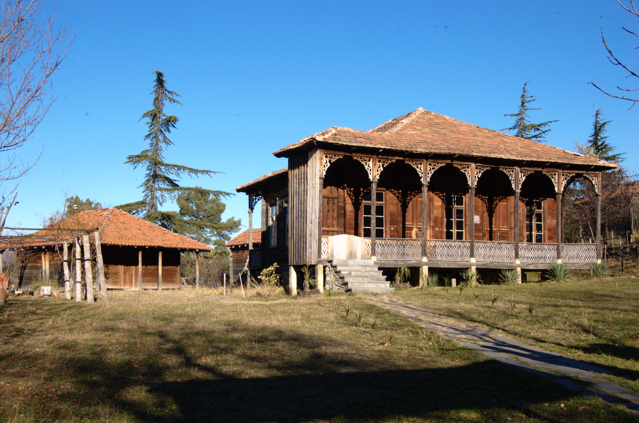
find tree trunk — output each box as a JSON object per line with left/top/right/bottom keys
{"left": 82, "top": 234, "right": 94, "bottom": 304}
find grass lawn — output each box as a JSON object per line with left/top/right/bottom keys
{"left": 394, "top": 276, "right": 639, "bottom": 396}
{"left": 0, "top": 287, "right": 637, "bottom": 422}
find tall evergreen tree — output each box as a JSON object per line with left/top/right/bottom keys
{"left": 503, "top": 82, "right": 558, "bottom": 142}
{"left": 586, "top": 109, "right": 624, "bottom": 163}
{"left": 118, "top": 71, "right": 229, "bottom": 229}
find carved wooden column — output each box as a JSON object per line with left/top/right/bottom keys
{"left": 556, "top": 171, "right": 563, "bottom": 263}
{"left": 469, "top": 164, "right": 476, "bottom": 265}
{"left": 370, "top": 177, "right": 377, "bottom": 259}
{"left": 596, "top": 192, "right": 602, "bottom": 262}
{"left": 318, "top": 176, "right": 324, "bottom": 259}
{"left": 421, "top": 160, "right": 429, "bottom": 259}
{"left": 514, "top": 168, "right": 521, "bottom": 278}
{"left": 138, "top": 250, "right": 143, "bottom": 291}
{"left": 158, "top": 250, "right": 163, "bottom": 291}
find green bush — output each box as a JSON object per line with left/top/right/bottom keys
{"left": 589, "top": 262, "right": 609, "bottom": 279}
{"left": 498, "top": 269, "right": 520, "bottom": 285}
{"left": 542, "top": 263, "right": 572, "bottom": 283}
{"left": 426, "top": 273, "right": 440, "bottom": 288}
{"left": 395, "top": 266, "right": 411, "bottom": 284}
{"left": 460, "top": 269, "right": 481, "bottom": 287}
{"left": 301, "top": 265, "right": 316, "bottom": 290}
{"left": 258, "top": 263, "right": 280, "bottom": 287}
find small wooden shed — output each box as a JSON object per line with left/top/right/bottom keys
{"left": 4, "top": 208, "right": 211, "bottom": 290}
{"left": 225, "top": 229, "right": 262, "bottom": 282}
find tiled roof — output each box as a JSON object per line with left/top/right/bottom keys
{"left": 273, "top": 108, "right": 617, "bottom": 170}
{"left": 3, "top": 208, "right": 212, "bottom": 251}
{"left": 236, "top": 168, "right": 287, "bottom": 193}
{"left": 225, "top": 229, "right": 262, "bottom": 247}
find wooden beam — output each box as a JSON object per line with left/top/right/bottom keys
{"left": 158, "top": 250, "right": 163, "bottom": 291}
{"left": 138, "top": 250, "right": 142, "bottom": 291}
{"left": 82, "top": 234, "right": 94, "bottom": 304}
{"left": 94, "top": 231, "right": 108, "bottom": 306}
{"left": 195, "top": 251, "right": 200, "bottom": 290}
{"left": 62, "top": 241, "right": 70, "bottom": 300}
{"left": 75, "top": 238, "right": 82, "bottom": 301}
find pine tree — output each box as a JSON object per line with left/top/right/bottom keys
{"left": 119, "top": 71, "right": 229, "bottom": 228}
{"left": 586, "top": 109, "right": 623, "bottom": 163}
{"left": 174, "top": 187, "right": 241, "bottom": 249}
{"left": 503, "top": 82, "right": 558, "bottom": 142}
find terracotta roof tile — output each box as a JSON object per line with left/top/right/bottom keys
{"left": 225, "top": 229, "right": 262, "bottom": 247}
{"left": 4, "top": 208, "right": 212, "bottom": 251}
{"left": 236, "top": 168, "right": 287, "bottom": 193}
{"left": 273, "top": 108, "right": 617, "bottom": 170}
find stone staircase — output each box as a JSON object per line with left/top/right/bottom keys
{"left": 330, "top": 259, "right": 394, "bottom": 294}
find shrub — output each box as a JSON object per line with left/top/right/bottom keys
{"left": 460, "top": 269, "right": 481, "bottom": 287}
{"left": 426, "top": 273, "right": 440, "bottom": 288}
{"left": 590, "top": 262, "right": 609, "bottom": 279}
{"left": 498, "top": 269, "right": 520, "bottom": 285}
{"left": 258, "top": 263, "right": 280, "bottom": 287}
{"left": 301, "top": 265, "right": 316, "bottom": 290}
{"left": 542, "top": 263, "right": 572, "bottom": 283}
{"left": 395, "top": 266, "right": 411, "bottom": 284}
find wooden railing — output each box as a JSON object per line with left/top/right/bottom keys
{"left": 319, "top": 236, "right": 597, "bottom": 264}
{"left": 425, "top": 239, "right": 471, "bottom": 261}
{"left": 475, "top": 241, "right": 515, "bottom": 263}
{"left": 376, "top": 238, "right": 422, "bottom": 261}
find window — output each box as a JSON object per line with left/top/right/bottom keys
{"left": 445, "top": 195, "right": 465, "bottom": 240}
{"left": 525, "top": 201, "right": 543, "bottom": 243}
{"left": 363, "top": 190, "right": 384, "bottom": 238}
{"left": 269, "top": 203, "right": 278, "bottom": 247}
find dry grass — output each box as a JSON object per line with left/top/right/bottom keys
{"left": 0, "top": 287, "right": 636, "bottom": 422}
{"left": 396, "top": 276, "right": 639, "bottom": 394}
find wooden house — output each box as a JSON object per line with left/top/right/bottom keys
{"left": 237, "top": 108, "right": 617, "bottom": 292}
{"left": 3, "top": 208, "right": 211, "bottom": 290}
{"left": 226, "top": 229, "right": 262, "bottom": 282}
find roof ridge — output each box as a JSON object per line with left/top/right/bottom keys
{"left": 368, "top": 107, "right": 425, "bottom": 134}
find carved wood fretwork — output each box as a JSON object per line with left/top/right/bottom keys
{"left": 322, "top": 154, "right": 343, "bottom": 178}
{"left": 543, "top": 171, "right": 559, "bottom": 193}
{"left": 353, "top": 156, "right": 373, "bottom": 181}
{"left": 519, "top": 169, "right": 536, "bottom": 191}
{"left": 376, "top": 157, "right": 397, "bottom": 180}
{"left": 426, "top": 161, "right": 447, "bottom": 184}
{"left": 474, "top": 165, "right": 491, "bottom": 187}
{"left": 583, "top": 173, "right": 600, "bottom": 195}
{"left": 387, "top": 188, "right": 422, "bottom": 213}
{"left": 249, "top": 194, "right": 262, "bottom": 212}
{"left": 405, "top": 160, "right": 424, "bottom": 181}
{"left": 502, "top": 168, "right": 516, "bottom": 191}
{"left": 452, "top": 163, "right": 471, "bottom": 186}
{"left": 476, "top": 194, "right": 509, "bottom": 215}
{"left": 561, "top": 172, "right": 600, "bottom": 195}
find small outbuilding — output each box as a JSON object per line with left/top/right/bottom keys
{"left": 2, "top": 208, "right": 211, "bottom": 290}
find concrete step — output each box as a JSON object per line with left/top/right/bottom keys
{"left": 337, "top": 271, "right": 386, "bottom": 277}
{"left": 329, "top": 260, "right": 393, "bottom": 294}
{"left": 348, "top": 287, "right": 395, "bottom": 294}
{"left": 342, "top": 276, "right": 389, "bottom": 283}
{"left": 331, "top": 260, "right": 375, "bottom": 266}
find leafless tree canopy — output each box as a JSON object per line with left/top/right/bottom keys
{"left": 0, "top": 0, "right": 71, "bottom": 184}
{"left": 592, "top": 0, "right": 639, "bottom": 107}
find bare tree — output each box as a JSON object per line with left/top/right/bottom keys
{"left": 0, "top": 0, "right": 72, "bottom": 188}
{"left": 592, "top": 0, "right": 638, "bottom": 107}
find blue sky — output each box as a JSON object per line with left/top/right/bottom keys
{"left": 6, "top": 0, "right": 638, "bottom": 236}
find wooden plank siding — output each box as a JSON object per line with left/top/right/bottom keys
{"left": 320, "top": 187, "right": 558, "bottom": 243}
{"left": 15, "top": 246, "right": 180, "bottom": 290}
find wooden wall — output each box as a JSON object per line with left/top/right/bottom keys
{"left": 15, "top": 245, "right": 181, "bottom": 290}
{"left": 321, "top": 186, "right": 558, "bottom": 242}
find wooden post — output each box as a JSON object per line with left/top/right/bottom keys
{"left": 596, "top": 193, "right": 602, "bottom": 262}
{"left": 421, "top": 164, "right": 429, "bottom": 260}
{"left": 195, "top": 251, "right": 200, "bottom": 290}
{"left": 248, "top": 195, "right": 254, "bottom": 251}
{"left": 75, "top": 238, "right": 82, "bottom": 301}
{"left": 228, "top": 252, "right": 234, "bottom": 285}
{"left": 289, "top": 265, "right": 297, "bottom": 296}
{"left": 138, "top": 250, "right": 143, "bottom": 291}
{"left": 556, "top": 192, "right": 562, "bottom": 263}
{"left": 318, "top": 176, "right": 324, "bottom": 258}
{"left": 94, "top": 231, "right": 108, "bottom": 306}
{"left": 316, "top": 264, "right": 324, "bottom": 293}
{"left": 62, "top": 241, "right": 71, "bottom": 300}
{"left": 40, "top": 251, "right": 46, "bottom": 281}
{"left": 514, "top": 168, "right": 520, "bottom": 264}
{"left": 371, "top": 179, "right": 377, "bottom": 259}
{"left": 82, "top": 234, "right": 94, "bottom": 304}
{"left": 158, "top": 250, "right": 163, "bottom": 291}
{"left": 223, "top": 272, "right": 226, "bottom": 296}
{"left": 469, "top": 164, "right": 476, "bottom": 262}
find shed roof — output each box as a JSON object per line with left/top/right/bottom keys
{"left": 3, "top": 208, "right": 212, "bottom": 251}
{"left": 236, "top": 168, "right": 287, "bottom": 193}
{"left": 225, "top": 229, "right": 262, "bottom": 248}
{"left": 273, "top": 108, "right": 617, "bottom": 170}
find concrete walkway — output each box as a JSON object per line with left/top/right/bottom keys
{"left": 365, "top": 295, "right": 639, "bottom": 413}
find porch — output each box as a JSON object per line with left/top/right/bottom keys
{"left": 320, "top": 235, "right": 597, "bottom": 269}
